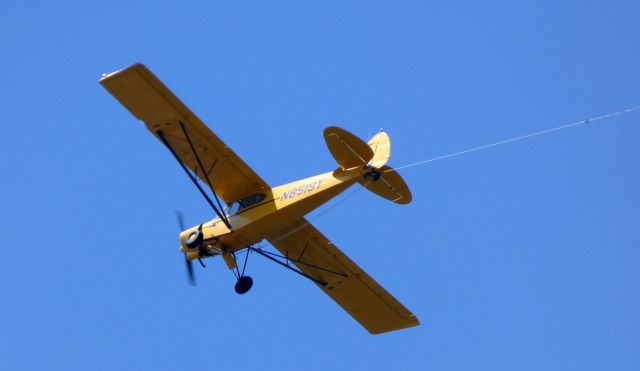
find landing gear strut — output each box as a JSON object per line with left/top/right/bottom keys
{"left": 228, "top": 245, "right": 347, "bottom": 294}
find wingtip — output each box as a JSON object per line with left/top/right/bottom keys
{"left": 99, "top": 62, "right": 148, "bottom": 83}
{"left": 368, "top": 314, "right": 420, "bottom": 335}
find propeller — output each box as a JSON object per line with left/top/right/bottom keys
{"left": 175, "top": 210, "right": 185, "bottom": 230}
{"left": 176, "top": 210, "right": 196, "bottom": 286}
{"left": 185, "top": 259, "right": 196, "bottom": 286}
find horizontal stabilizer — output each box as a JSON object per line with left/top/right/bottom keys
{"left": 359, "top": 166, "right": 412, "bottom": 204}
{"left": 324, "top": 126, "right": 373, "bottom": 169}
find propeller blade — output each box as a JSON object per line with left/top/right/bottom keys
{"left": 185, "top": 257, "right": 196, "bottom": 286}
{"left": 175, "top": 210, "right": 185, "bottom": 231}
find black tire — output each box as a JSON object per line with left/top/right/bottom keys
{"left": 234, "top": 276, "right": 253, "bottom": 295}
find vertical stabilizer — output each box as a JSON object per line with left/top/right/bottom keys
{"left": 367, "top": 130, "right": 390, "bottom": 168}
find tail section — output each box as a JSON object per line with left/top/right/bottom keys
{"left": 324, "top": 126, "right": 412, "bottom": 204}
{"left": 367, "top": 130, "right": 391, "bottom": 168}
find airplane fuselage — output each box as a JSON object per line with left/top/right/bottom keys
{"left": 180, "top": 166, "right": 364, "bottom": 260}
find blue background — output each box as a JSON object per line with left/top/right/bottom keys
{"left": 1, "top": 2, "right": 639, "bottom": 370}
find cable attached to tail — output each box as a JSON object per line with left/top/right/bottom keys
{"left": 389, "top": 105, "right": 640, "bottom": 172}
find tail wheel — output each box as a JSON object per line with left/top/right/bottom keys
{"left": 364, "top": 169, "right": 381, "bottom": 181}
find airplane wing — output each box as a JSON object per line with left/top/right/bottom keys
{"left": 267, "top": 218, "right": 419, "bottom": 334}
{"left": 100, "top": 63, "right": 269, "bottom": 203}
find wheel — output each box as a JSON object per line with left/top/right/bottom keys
{"left": 234, "top": 276, "right": 253, "bottom": 295}
{"left": 186, "top": 230, "right": 203, "bottom": 249}
{"left": 364, "top": 170, "right": 381, "bottom": 181}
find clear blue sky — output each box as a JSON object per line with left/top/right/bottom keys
{"left": 1, "top": 2, "right": 639, "bottom": 370}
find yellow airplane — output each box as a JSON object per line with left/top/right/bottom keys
{"left": 100, "top": 64, "right": 419, "bottom": 334}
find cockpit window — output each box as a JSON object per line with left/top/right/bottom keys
{"left": 225, "top": 193, "right": 266, "bottom": 216}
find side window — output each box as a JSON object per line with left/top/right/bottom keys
{"left": 227, "top": 202, "right": 241, "bottom": 215}
{"left": 252, "top": 193, "right": 266, "bottom": 205}
{"left": 238, "top": 195, "right": 254, "bottom": 209}
{"left": 227, "top": 193, "right": 267, "bottom": 216}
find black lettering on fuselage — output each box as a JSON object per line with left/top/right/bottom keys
{"left": 280, "top": 179, "right": 324, "bottom": 202}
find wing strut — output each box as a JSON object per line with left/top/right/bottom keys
{"left": 246, "top": 246, "right": 349, "bottom": 286}
{"left": 157, "top": 130, "right": 232, "bottom": 230}
{"left": 177, "top": 122, "right": 230, "bottom": 227}
{"left": 247, "top": 246, "right": 328, "bottom": 286}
